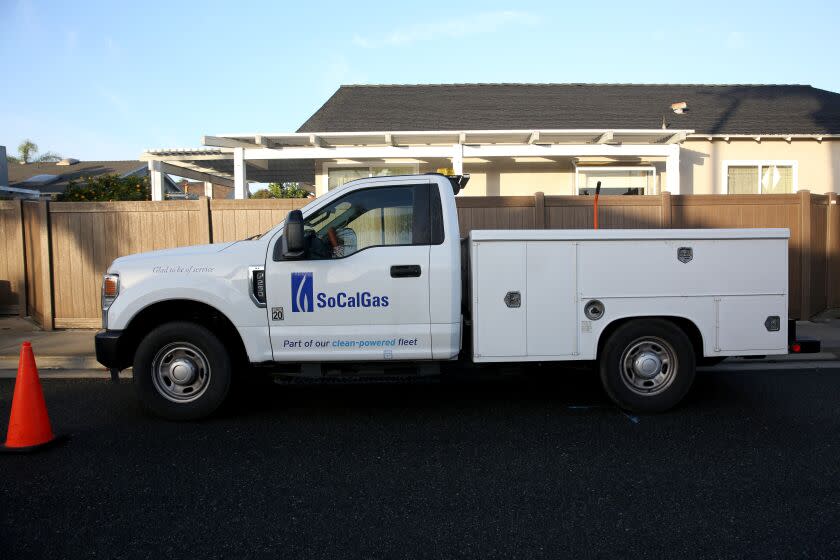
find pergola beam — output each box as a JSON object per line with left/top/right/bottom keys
{"left": 158, "top": 162, "right": 235, "bottom": 188}
{"left": 309, "top": 134, "right": 325, "bottom": 148}
{"left": 592, "top": 131, "right": 614, "bottom": 144}
{"left": 202, "top": 135, "right": 260, "bottom": 149}
{"left": 240, "top": 143, "right": 679, "bottom": 160}
{"left": 255, "top": 135, "right": 274, "bottom": 148}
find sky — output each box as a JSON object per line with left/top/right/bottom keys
{"left": 1, "top": 0, "right": 839, "bottom": 161}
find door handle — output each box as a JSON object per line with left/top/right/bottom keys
{"left": 390, "top": 265, "right": 421, "bottom": 278}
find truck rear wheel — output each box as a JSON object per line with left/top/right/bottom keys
{"left": 599, "top": 319, "right": 696, "bottom": 413}
{"left": 133, "top": 321, "right": 232, "bottom": 420}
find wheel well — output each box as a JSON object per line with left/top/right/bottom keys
{"left": 596, "top": 316, "right": 704, "bottom": 360}
{"left": 118, "top": 300, "right": 249, "bottom": 370}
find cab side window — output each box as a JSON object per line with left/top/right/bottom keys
{"left": 303, "top": 184, "right": 430, "bottom": 259}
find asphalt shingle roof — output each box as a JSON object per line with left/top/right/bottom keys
{"left": 297, "top": 84, "right": 840, "bottom": 135}
{"left": 7, "top": 160, "right": 147, "bottom": 194}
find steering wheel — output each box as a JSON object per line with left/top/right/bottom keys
{"left": 326, "top": 227, "right": 340, "bottom": 248}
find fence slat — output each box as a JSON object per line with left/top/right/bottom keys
{"left": 800, "top": 190, "right": 812, "bottom": 319}
{"left": 39, "top": 201, "right": 54, "bottom": 330}
{"left": 0, "top": 200, "right": 26, "bottom": 315}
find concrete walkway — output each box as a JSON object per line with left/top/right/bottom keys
{"left": 0, "top": 317, "right": 100, "bottom": 372}
{"left": 1, "top": 315, "right": 839, "bottom": 378}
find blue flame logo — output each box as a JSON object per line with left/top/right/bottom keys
{"left": 291, "top": 272, "right": 313, "bottom": 313}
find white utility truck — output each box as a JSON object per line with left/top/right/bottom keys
{"left": 95, "top": 174, "right": 817, "bottom": 419}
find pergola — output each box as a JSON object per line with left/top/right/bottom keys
{"left": 141, "top": 128, "right": 693, "bottom": 200}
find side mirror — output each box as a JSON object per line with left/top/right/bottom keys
{"left": 279, "top": 209, "right": 306, "bottom": 260}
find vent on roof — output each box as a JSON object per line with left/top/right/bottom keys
{"left": 56, "top": 158, "right": 79, "bottom": 166}
{"left": 21, "top": 174, "right": 61, "bottom": 186}
{"left": 671, "top": 101, "right": 688, "bottom": 114}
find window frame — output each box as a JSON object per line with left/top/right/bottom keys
{"left": 574, "top": 166, "right": 658, "bottom": 196}
{"left": 722, "top": 160, "right": 799, "bottom": 194}
{"left": 323, "top": 162, "right": 421, "bottom": 191}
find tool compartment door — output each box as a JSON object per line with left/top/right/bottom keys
{"left": 472, "top": 242, "right": 526, "bottom": 358}
{"left": 526, "top": 241, "right": 577, "bottom": 357}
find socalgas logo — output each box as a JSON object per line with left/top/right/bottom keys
{"left": 291, "top": 272, "right": 315, "bottom": 312}
{"left": 291, "top": 271, "right": 389, "bottom": 313}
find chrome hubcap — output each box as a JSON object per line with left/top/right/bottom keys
{"left": 169, "top": 358, "right": 196, "bottom": 384}
{"left": 151, "top": 342, "right": 211, "bottom": 403}
{"left": 620, "top": 337, "right": 677, "bottom": 396}
{"left": 633, "top": 352, "right": 662, "bottom": 379}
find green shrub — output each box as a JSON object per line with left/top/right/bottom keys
{"left": 250, "top": 182, "right": 311, "bottom": 199}
{"left": 58, "top": 175, "right": 150, "bottom": 201}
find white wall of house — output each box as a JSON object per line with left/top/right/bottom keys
{"left": 681, "top": 138, "right": 840, "bottom": 195}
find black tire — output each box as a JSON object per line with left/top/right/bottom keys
{"left": 133, "top": 321, "right": 232, "bottom": 420}
{"left": 599, "top": 319, "right": 696, "bottom": 413}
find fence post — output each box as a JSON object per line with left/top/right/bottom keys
{"left": 827, "top": 192, "right": 837, "bottom": 308}
{"left": 660, "top": 191, "right": 672, "bottom": 228}
{"left": 534, "top": 191, "right": 545, "bottom": 229}
{"left": 38, "top": 200, "right": 54, "bottom": 330}
{"left": 799, "top": 190, "right": 812, "bottom": 319}
{"left": 198, "top": 197, "right": 212, "bottom": 244}
{"left": 14, "top": 198, "right": 26, "bottom": 317}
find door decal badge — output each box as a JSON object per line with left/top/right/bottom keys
{"left": 677, "top": 247, "right": 693, "bottom": 263}
{"left": 290, "top": 271, "right": 390, "bottom": 312}
{"left": 271, "top": 307, "right": 284, "bottom": 321}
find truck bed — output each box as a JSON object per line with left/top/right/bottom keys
{"left": 467, "top": 228, "right": 790, "bottom": 362}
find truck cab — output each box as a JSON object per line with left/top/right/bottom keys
{"left": 264, "top": 175, "right": 462, "bottom": 362}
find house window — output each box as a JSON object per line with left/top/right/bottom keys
{"left": 326, "top": 165, "right": 418, "bottom": 190}
{"left": 724, "top": 161, "right": 797, "bottom": 194}
{"left": 576, "top": 167, "right": 656, "bottom": 195}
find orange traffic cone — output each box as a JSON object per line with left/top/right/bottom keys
{"left": 1, "top": 341, "right": 65, "bottom": 453}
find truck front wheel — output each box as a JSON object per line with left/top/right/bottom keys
{"left": 133, "top": 322, "right": 232, "bottom": 420}
{"left": 599, "top": 319, "right": 696, "bottom": 413}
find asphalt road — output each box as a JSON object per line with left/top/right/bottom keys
{"left": 1, "top": 367, "right": 839, "bottom": 559}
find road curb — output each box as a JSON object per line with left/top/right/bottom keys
{"left": 0, "top": 368, "right": 131, "bottom": 380}
{"left": 0, "top": 355, "right": 102, "bottom": 370}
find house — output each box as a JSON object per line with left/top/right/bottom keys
{"left": 142, "top": 84, "right": 840, "bottom": 199}
{"left": 4, "top": 158, "right": 184, "bottom": 199}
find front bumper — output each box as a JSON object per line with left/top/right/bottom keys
{"left": 95, "top": 330, "right": 128, "bottom": 369}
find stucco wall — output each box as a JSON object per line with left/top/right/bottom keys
{"left": 681, "top": 138, "right": 839, "bottom": 195}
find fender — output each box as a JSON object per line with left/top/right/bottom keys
{"left": 586, "top": 300, "right": 713, "bottom": 360}
{"left": 104, "top": 239, "right": 273, "bottom": 363}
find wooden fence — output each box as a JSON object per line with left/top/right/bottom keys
{"left": 0, "top": 192, "right": 838, "bottom": 328}
{"left": 0, "top": 200, "right": 25, "bottom": 315}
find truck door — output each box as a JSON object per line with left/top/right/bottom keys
{"left": 266, "top": 181, "right": 434, "bottom": 361}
